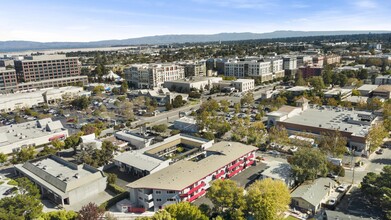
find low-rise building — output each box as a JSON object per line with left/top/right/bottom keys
{"left": 128, "top": 88, "right": 188, "bottom": 106}
{"left": 357, "top": 84, "right": 379, "bottom": 97}
{"left": 115, "top": 130, "right": 154, "bottom": 149}
{"left": 14, "top": 155, "right": 107, "bottom": 206}
{"left": 372, "top": 85, "right": 391, "bottom": 99}
{"left": 174, "top": 116, "right": 198, "bottom": 133}
{"left": 291, "top": 178, "right": 336, "bottom": 214}
{"left": 286, "top": 86, "right": 312, "bottom": 95}
{"left": 231, "top": 79, "right": 255, "bottom": 92}
{"left": 260, "top": 161, "right": 294, "bottom": 188}
{"left": 163, "top": 77, "right": 222, "bottom": 93}
{"left": 0, "top": 118, "right": 68, "bottom": 154}
{"left": 125, "top": 141, "right": 257, "bottom": 212}
{"left": 0, "top": 86, "right": 89, "bottom": 112}
{"left": 324, "top": 88, "right": 352, "bottom": 99}
{"left": 299, "top": 66, "right": 323, "bottom": 78}
{"left": 114, "top": 134, "right": 213, "bottom": 177}
{"left": 267, "top": 99, "right": 378, "bottom": 154}
{"left": 375, "top": 75, "right": 391, "bottom": 85}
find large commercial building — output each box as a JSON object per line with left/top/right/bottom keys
{"left": 14, "top": 55, "right": 81, "bottom": 83}
{"left": 125, "top": 141, "right": 257, "bottom": 212}
{"left": 15, "top": 155, "right": 106, "bottom": 206}
{"left": 267, "top": 99, "right": 379, "bottom": 154}
{"left": 0, "top": 67, "right": 18, "bottom": 92}
{"left": 0, "top": 86, "right": 90, "bottom": 112}
{"left": 16, "top": 76, "right": 88, "bottom": 91}
{"left": 125, "top": 63, "right": 185, "bottom": 89}
{"left": 0, "top": 118, "right": 68, "bottom": 154}
{"left": 163, "top": 77, "right": 223, "bottom": 93}
{"left": 224, "top": 58, "right": 284, "bottom": 82}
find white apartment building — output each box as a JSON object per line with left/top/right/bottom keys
{"left": 224, "top": 58, "right": 283, "bottom": 82}
{"left": 125, "top": 64, "right": 185, "bottom": 89}
{"left": 125, "top": 141, "right": 257, "bottom": 212}
{"left": 232, "top": 79, "right": 255, "bottom": 92}
{"left": 283, "top": 56, "right": 297, "bottom": 70}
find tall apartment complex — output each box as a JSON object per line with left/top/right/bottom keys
{"left": 125, "top": 63, "right": 185, "bottom": 89}
{"left": 0, "top": 67, "right": 18, "bottom": 92}
{"left": 181, "top": 62, "right": 206, "bottom": 77}
{"left": 224, "top": 58, "right": 284, "bottom": 82}
{"left": 282, "top": 56, "right": 297, "bottom": 70}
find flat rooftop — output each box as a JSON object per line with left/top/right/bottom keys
{"left": 0, "top": 119, "right": 66, "bottom": 147}
{"left": 114, "top": 151, "right": 165, "bottom": 172}
{"left": 357, "top": 84, "right": 379, "bottom": 91}
{"left": 283, "top": 107, "right": 373, "bottom": 137}
{"left": 15, "top": 155, "right": 104, "bottom": 194}
{"left": 127, "top": 141, "right": 258, "bottom": 191}
{"left": 262, "top": 161, "right": 292, "bottom": 181}
{"left": 22, "top": 55, "right": 78, "bottom": 61}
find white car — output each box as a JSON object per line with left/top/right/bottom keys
{"left": 336, "top": 185, "right": 348, "bottom": 192}
{"left": 328, "top": 198, "right": 337, "bottom": 206}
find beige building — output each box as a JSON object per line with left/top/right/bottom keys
{"left": 232, "top": 79, "right": 255, "bottom": 92}
{"left": 125, "top": 63, "right": 185, "bottom": 89}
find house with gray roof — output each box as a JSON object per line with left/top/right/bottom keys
{"left": 14, "top": 155, "right": 106, "bottom": 206}
{"left": 291, "top": 178, "right": 336, "bottom": 214}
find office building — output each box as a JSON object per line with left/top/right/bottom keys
{"left": 231, "top": 79, "right": 255, "bottom": 92}
{"left": 296, "top": 55, "right": 313, "bottom": 67}
{"left": 15, "top": 155, "right": 106, "bottom": 206}
{"left": 163, "top": 77, "right": 222, "bottom": 93}
{"left": 125, "top": 141, "right": 257, "bottom": 212}
{"left": 0, "top": 118, "right": 68, "bottom": 154}
{"left": 372, "top": 85, "right": 391, "bottom": 99}
{"left": 181, "top": 62, "right": 207, "bottom": 77}
{"left": 0, "top": 67, "right": 18, "bottom": 92}
{"left": 125, "top": 63, "right": 185, "bottom": 89}
{"left": 14, "top": 55, "right": 81, "bottom": 83}
{"left": 267, "top": 99, "right": 379, "bottom": 155}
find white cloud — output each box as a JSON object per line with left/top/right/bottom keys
{"left": 353, "top": 0, "right": 378, "bottom": 8}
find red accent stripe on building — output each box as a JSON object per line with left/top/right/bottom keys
{"left": 215, "top": 170, "right": 225, "bottom": 179}
{"left": 227, "top": 167, "right": 244, "bottom": 178}
{"left": 186, "top": 182, "right": 206, "bottom": 196}
{"left": 49, "top": 134, "right": 65, "bottom": 141}
{"left": 189, "top": 189, "right": 206, "bottom": 203}
{"left": 228, "top": 160, "right": 243, "bottom": 171}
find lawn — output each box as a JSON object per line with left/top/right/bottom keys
{"left": 284, "top": 216, "right": 300, "bottom": 220}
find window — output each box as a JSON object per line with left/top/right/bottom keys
{"left": 167, "top": 191, "right": 175, "bottom": 194}
{"left": 156, "top": 199, "right": 161, "bottom": 202}
{"left": 167, "top": 198, "right": 176, "bottom": 201}
{"left": 155, "top": 191, "right": 161, "bottom": 194}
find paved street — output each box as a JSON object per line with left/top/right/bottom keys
{"left": 340, "top": 147, "right": 391, "bottom": 185}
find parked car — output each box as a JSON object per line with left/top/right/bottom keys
{"left": 327, "top": 173, "right": 338, "bottom": 179}
{"left": 328, "top": 198, "right": 337, "bottom": 206}
{"left": 3, "top": 187, "right": 17, "bottom": 195}
{"left": 336, "top": 185, "right": 348, "bottom": 192}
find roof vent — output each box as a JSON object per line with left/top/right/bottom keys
{"left": 74, "top": 173, "right": 80, "bottom": 179}
{"left": 42, "top": 165, "right": 47, "bottom": 170}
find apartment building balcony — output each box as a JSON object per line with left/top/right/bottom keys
{"left": 227, "top": 166, "right": 244, "bottom": 178}
{"left": 145, "top": 200, "right": 154, "bottom": 209}
{"left": 214, "top": 170, "right": 225, "bottom": 179}
{"left": 182, "top": 182, "right": 206, "bottom": 197}
{"left": 227, "top": 160, "right": 243, "bottom": 171}
{"left": 144, "top": 193, "right": 153, "bottom": 201}
{"left": 188, "top": 189, "right": 206, "bottom": 203}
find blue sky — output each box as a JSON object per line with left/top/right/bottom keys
{"left": 1, "top": 0, "right": 390, "bottom": 42}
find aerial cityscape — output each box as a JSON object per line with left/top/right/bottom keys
{"left": 0, "top": 0, "right": 391, "bottom": 220}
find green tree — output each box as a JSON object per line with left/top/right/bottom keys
{"left": 207, "top": 179, "right": 246, "bottom": 219}
{"left": 71, "top": 96, "right": 89, "bottom": 110}
{"left": 92, "top": 85, "right": 105, "bottom": 95}
{"left": 11, "top": 146, "right": 35, "bottom": 164}
{"left": 0, "top": 194, "right": 43, "bottom": 220}
{"left": 361, "top": 166, "right": 391, "bottom": 219}
{"left": 295, "top": 72, "right": 307, "bottom": 86}
{"left": 152, "top": 124, "right": 168, "bottom": 133}
{"left": 51, "top": 139, "right": 65, "bottom": 150}
{"left": 172, "top": 95, "right": 185, "bottom": 108}
{"left": 367, "top": 123, "right": 388, "bottom": 152}
{"left": 240, "top": 92, "right": 254, "bottom": 105}
{"left": 64, "top": 134, "right": 81, "bottom": 151}
{"left": 246, "top": 179, "right": 291, "bottom": 220}
{"left": 233, "top": 103, "right": 241, "bottom": 113}
{"left": 40, "top": 210, "right": 78, "bottom": 220}
{"left": 309, "top": 76, "right": 325, "bottom": 92}
{"left": 288, "top": 148, "right": 328, "bottom": 183}
{"left": 268, "top": 125, "right": 289, "bottom": 144}
{"left": 120, "top": 81, "right": 128, "bottom": 94}
{"left": 322, "top": 66, "right": 333, "bottom": 85}
{"left": 15, "top": 177, "right": 40, "bottom": 198}
{"left": 327, "top": 98, "right": 338, "bottom": 106}
{"left": 358, "top": 69, "right": 369, "bottom": 80}
{"left": 318, "top": 130, "right": 347, "bottom": 158}
{"left": 165, "top": 202, "right": 208, "bottom": 220}
{"left": 0, "top": 152, "right": 7, "bottom": 164}
{"left": 351, "top": 89, "right": 361, "bottom": 96}
{"left": 106, "top": 173, "right": 117, "bottom": 185}
{"left": 274, "top": 96, "right": 287, "bottom": 108}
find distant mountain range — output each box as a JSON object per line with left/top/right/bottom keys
{"left": 1, "top": 30, "right": 390, "bottom": 52}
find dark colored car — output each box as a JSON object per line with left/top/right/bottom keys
{"left": 3, "top": 187, "right": 17, "bottom": 195}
